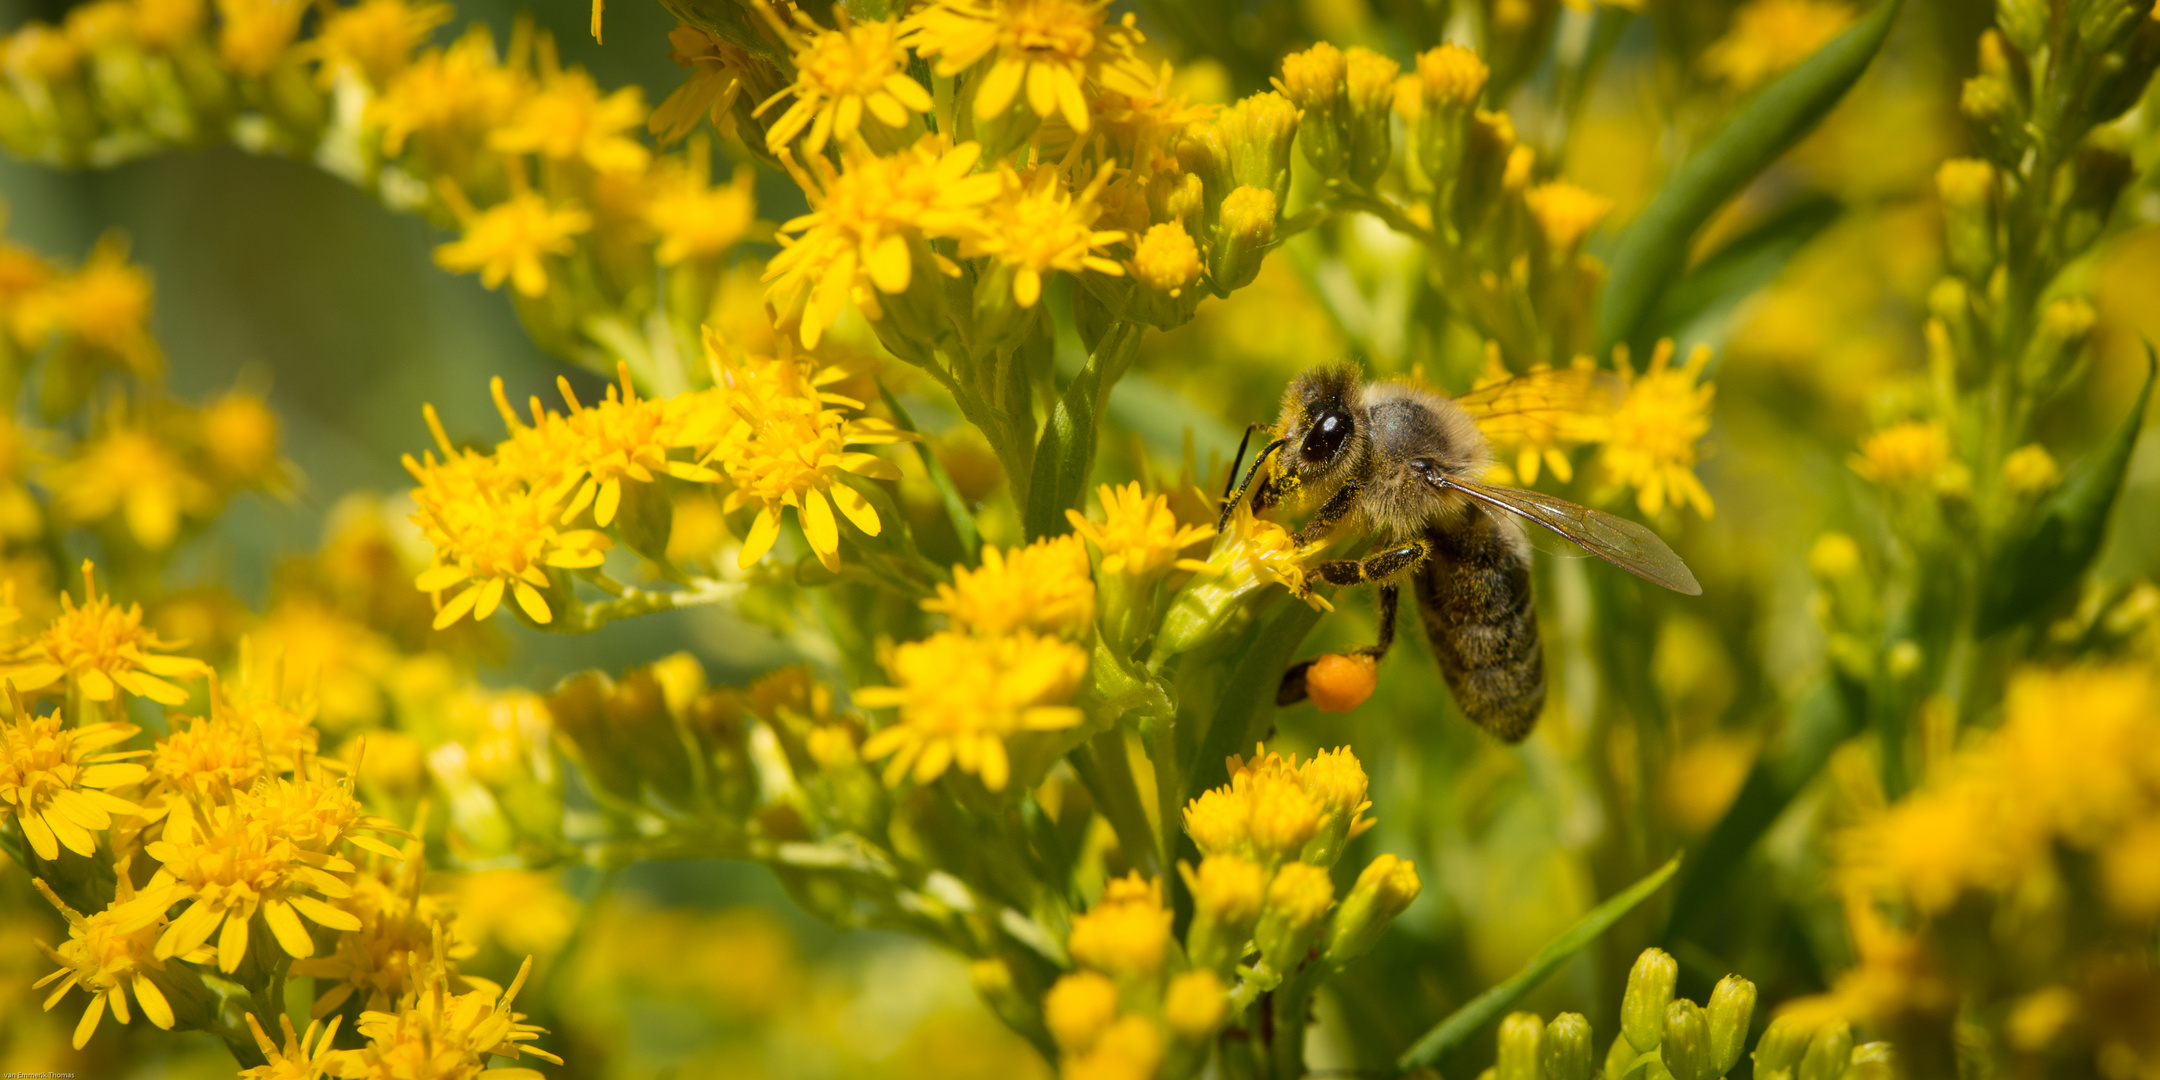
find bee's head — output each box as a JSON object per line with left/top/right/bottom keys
{"left": 1274, "top": 362, "right": 1368, "bottom": 491}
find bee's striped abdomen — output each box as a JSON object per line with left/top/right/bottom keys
{"left": 1414, "top": 504, "right": 1544, "bottom": 742}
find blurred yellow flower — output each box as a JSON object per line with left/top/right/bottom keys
{"left": 199, "top": 390, "right": 287, "bottom": 489}
{"left": 47, "top": 423, "right": 215, "bottom": 550}
{"left": 1524, "top": 181, "right": 1613, "bottom": 252}
{"left": 489, "top": 63, "right": 650, "bottom": 174}
{"left": 856, "top": 629, "right": 1088, "bottom": 791}
{"left": 304, "top": 0, "right": 450, "bottom": 87}
{"left": 903, "top": 0, "right": 1155, "bottom": 133}
{"left": 433, "top": 191, "right": 592, "bottom": 298}
{"left": 961, "top": 164, "right": 1127, "bottom": 308}
{"left": 31, "top": 873, "right": 185, "bottom": 1049}
{"left": 2001, "top": 443, "right": 2061, "bottom": 497}
{"left": 371, "top": 27, "right": 524, "bottom": 156}
{"left": 646, "top": 165, "right": 756, "bottom": 265}
{"left": 2, "top": 562, "right": 211, "bottom": 705}
{"left": 1849, "top": 419, "right": 1953, "bottom": 489}
{"left": 1066, "top": 872, "right": 1171, "bottom": 979}
{"left": 0, "top": 711, "right": 144, "bottom": 861}
{"left": 1066, "top": 482, "right": 1213, "bottom": 579}
{"left": 760, "top": 15, "right": 928, "bottom": 155}
{"left": 1602, "top": 340, "right": 1715, "bottom": 519}
{"left": 14, "top": 233, "right": 161, "bottom": 377}
{"left": 1044, "top": 970, "right": 1119, "bottom": 1051}
{"left": 215, "top": 0, "right": 305, "bottom": 77}
{"left": 240, "top": 1013, "right": 342, "bottom": 1080}
{"left": 926, "top": 535, "right": 1097, "bottom": 640}
{"left": 1702, "top": 0, "right": 1854, "bottom": 91}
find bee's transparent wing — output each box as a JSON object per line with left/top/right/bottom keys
{"left": 1450, "top": 367, "right": 1623, "bottom": 444}
{"left": 1433, "top": 476, "right": 1703, "bottom": 595}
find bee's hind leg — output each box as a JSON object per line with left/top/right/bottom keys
{"left": 1277, "top": 541, "right": 1424, "bottom": 705}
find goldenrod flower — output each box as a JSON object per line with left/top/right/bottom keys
{"left": 1702, "top": 0, "right": 1854, "bottom": 91}
{"left": 1165, "top": 970, "right": 1227, "bottom": 1040}
{"left": 215, "top": 0, "right": 305, "bottom": 77}
{"left": 646, "top": 165, "right": 756, "bottom": 265}
{"left": 303, "top": 0, "right": 450, "bottom": 87}
{"left": 2001, "top": 443, "right": 2061, "bottom": 497}
{"left": 240, "top": 1013, "right": 342, "bottom": 1080}
{"left": 291, "top": 837, "right": 471, "bottom": 1016}
{"left": 650, "top": 25, "right": 755, "bottom": 144}
{"left": 433, "top": 191, "right": 592, "bottom": 298}
{"left": 759, "top": 15, "right": 929, "bottom": 155}
{"left": 1066, "top": 482, "right": 1213, "bottom": 579}
{"left": 923, "top": 534, "right": 1097, "bottom": 639}
{"left": 673, "top": 342, "right": 912, "bottom": 571}
{"left": 14, "top": 233, "right": 161, "bottom": 377}
{"left": 133, "top": 0, "right": 206, "bottom": 50}
{"left": 1469, "top": 350, "right": 1613, "bottom": 486}
{"left": 961, "top": 164, "right": 1127, "bottom": 308}
{"left": 1183, "top": 744, "right": 1375, "bottom": 865}
{"left": 1524, "top": 181, "right": 1613, "bottom": 252}
{"left": 489, "top": 64, "right": 651, "bottom": 174}
{"left": 4, "top": 23, "right": 82, "bottom": 83}
{"left": 31, "top": 873, "right": 189, "bottom": 1049}
{"left": 1044, "top": 970, "right": 1119, "bottom": 1051}
{"left": 2, "top": 562, "right": 211, "bottom": 705}
{"left": 46, "top": 423, "right": 215, "bottom": 551}
{"left": 338, "top": 949, "right": 561, "bottom": 1078}
{"left": 1849, "top": 419, "right": 1953, "bottom": 489}
{"left": 0, "top": 710, "right": 144, "bottom": 861}
{"left": 855, "top": 630, "right": 1088, "bottom": 791}
{"left": 764, "top": 136, "right": 1000, "bottom": 348}
{"left": 152, "top": 710, "right": 268, "bottom": 803}
{"left": 903, "top": 0, "right": 1155, "bottom": 133}
{"left": 1062, "top": 1015, "right": 1164, "bottom": 1080}
{"left": 405, "top": 439, "right": 610, "bottom": 630}
{"left": 199, "top": 390, "right": 288, "bottom": 489}
{"left": 491, "top": 367, "right": 674, "bottom": 528}
{"left": 1601, "top": 340, "right": 1716, "bottom": 519}
{"left": 1129, "top": 221, "right": 1201, "bottom": 297}
{"left": 1066, "top": 872, "right": 1172, "bottom": 978}
{"left": 371, "top": 28, "right": 524, "bottom": 157}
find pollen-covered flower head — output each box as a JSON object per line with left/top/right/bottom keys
{"left": 904, "top": 0, "right": 1156, "bottom": 133}
{"left": 1600, "top": 339, "right": 1715, "bottom": 519}
{"left": 764, "top": 136, "right": 1000, "bottom": 348}
{"left": 960, "top": 163, "right": 1127, "bottom": 309}
{"left": 1066, "top": 482, "right": 1214, "bottom": 581}
{"left": 924, "top": 535, "right": 1096, "bottom": 639}
{"left": 672, "top": 335, "right": 913, "bottom": 572}
{"left": 0, "top": 705, "right": 144, "bottom": 860}
{"left": 339, "top": 944, "right": 561, "bottom": 1078}
{"left": 855, "top": 629, "right": 1088, "bottom": 792}
{"left": 31, "top": 871, "right": 187, "bottom": 1049}
{"left": 1066, "top": 872, "right": 1172, "bottom": 979}
{"left": 2, "top": 561, "right": 211, "bottom": 705}
{"left": 758, "top": 13, "right": 929, "bottom": 155}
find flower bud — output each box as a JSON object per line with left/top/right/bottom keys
{"left": 1622, "top": 948, "right": 1679, "bottom": 1051}
{"left": 1255, "top": 861, "right": 1334, "bottom": 974}
{"left": 1707, "top": 975, "right": 1757, "bottom": 1075}
{"left": 1129, "top": 221, "right": 1206, "bottom": 329}
{"left": 1166, "top": 969, "right": 1228, "bottom": 1041}
{"left": 1543, "top": 1013, "right": 1594, "bottom": 1080}
{"left": 1276, "top": 42, "right": 1348, "bottom": 179}
{"left": 1177, "top": 91, "right": 1301, "bottom": 215}
{"left": 1846, "top": 1041, "right": 1897, "bottom": 1080}
{"left": 2002, "top": 443, "right": 2061, "bottom": 497}
{"left": 1936, "top": 159, "right": 1997, "bottom": 283}
{"left": 1807, "top": 532, "right": 1862, "bottom": 581}
{"left": 2020, "top": 296, "right": 2096, "bottom": 389}
{"left": 1959, "top": 72, "right": 2024, "bottom": 164}
{"left": 1342, "top": 47, "right": 1399, "bottom": 186}
{"left": 1605, "top": 1030, "right": 1646, "bottom": 1080}
{"left": 1497, "top": 1012, "right": 1543, "bottom": 1080}
{"left": 1182, "top": 855, "right": 1266, "bottom": 972}
{"left": 1997, "top": 0, "right": 2047, "bottom": 54}
{"left": 1752, "top": 1015, "right": 1813, "bottom": 1079}
{"left": 1401, "top": 44, "right": 1487, "bottom": 181}
{"left": 2074, "top": 0, "right": 2140, "bottom": 53}
{"left": 545, "top": 670, "right": 642, "bottom": 804}
{"left": 1660, "top": 999, "right": 1712, "bottom": 1080}
{"left": 1525, "top": 181, "right": 1613, "bottom": 256}
{"left": 1797, "top": 1021, "right": 1853, "bottom": 1080}
{"left": 1044, "top": 970, "right": 1121, "bottom": 1052}
{"left": 1452, "top": 110, "right": 1517, "bottom": 238}
{"left": 1069, "top": 874, "right": 1173, "bottom": 983}
{"left": 1209, "top": 185, "right": 1278, "bottom": 293}
{"left": 2062, "top": 144, "right": 2135, "bottom": 253}
{"left": 1325, "top": 853, "right": 1421, "bottom": 963}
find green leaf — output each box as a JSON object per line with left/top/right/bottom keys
{"left": 1397, "top": 855, "right": 1683, "bottom": 1073}
{"left": 1024, "top": 322, "right": 1140, "bottom": 539}
{"left": 1977, "top": 345, "right": 2156, "bottom": 634}
{"left": 878, "top": 379, "right": 982, "bottom": 562}
{"left": 1178, "top": 599, "right": 1325, "bottom": 800}
{"left": 1595, "top": 0, "right": 1901, "bottom": 355}
{"left": 1646, "top": 195, "right": 1843, "bottom": 347}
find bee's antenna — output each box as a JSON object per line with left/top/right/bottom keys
{"left": 1218, "top": 433, "right": 1287, "bottom": 532}
{"left": 1224, "top": 422, "right": 1261, "bottom": 500}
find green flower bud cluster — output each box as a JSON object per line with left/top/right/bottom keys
{"left": 1478, "top": 952, "right": 1813, "bottom": 1080}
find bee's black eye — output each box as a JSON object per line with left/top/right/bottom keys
{"left": 1301, "top": 407, "right": 1352, "bottom": 463}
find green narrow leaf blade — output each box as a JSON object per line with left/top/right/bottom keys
{"left": 878, "top": 379, "right": 983, "bottom": 561}
{"left": 1646, "top": 195, "right": 1843, "bottom": 346}
{"left": 1978, "top": 346, "right": 2157, "bottom": 634}
{"left": 1397, "top": 855, "right": 1683, "bottom": 1072}
{"left": 1594, "top": 0, "right": 1901, "bottom": 354}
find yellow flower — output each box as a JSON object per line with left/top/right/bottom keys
{"left": 290, "top": 837, "right": 472, "bottom": 1017}
{"left": 1849, "top": 419, "right": 1953, "bottom": 489}
{"left": 492, "top": 366, "right": 675, "bottom": 528}
{"left": 1129, "top": 221, "right": 1201, "bottom": 297}
{"left": 672, "top": 338, "right": 913, "bottom": 571}
{"left": 337, "top": 950, "right": 561, "bottom": 1078}
{"left": 764, "top": 136, "right": 1000, "bottom": 348}
{"left": 143, "top": 770, "right": 402, "bottom": 973}
{"left": 14, "top": 233, "right": 161, "bottom": 377}
{"left": 489, "top": 63, "right": 650, "bottom": 174}
{"left": 1523, "top": 181, "right": 1613, "bottom": 252}
{"left": 1066, "top": 872, "right": 1172, "bottom": 978}
{"left": 371, "top": 27, "right": 524, "bottom": 157}
{"left": 199, "top": 390, "right": 288, "bottom": 489}
{"left": 903, "top": 0, "right": 1155, "bottom": 134}
{"left": 856, "top": 629, "right": 1088, "bottom": 791}
{"left": 758, "top": 15, "right": 929, "bottom": 155}
{"left": 1066, "top": 481, "right": 1214, "bottom": 579}
{"left": 240, "top": 1014, "right": 342, "bottom": 1080}
{"left": 46, "top": 422, "right": 216, "bottom": 551}
{"left": 1043, "top": 970, "right": 1119, "bottom": 1051}
{"left": 650, "top": 25, "right": 756, "bottom": 144}
{"left": 961, "top": 164, "right": 1127, "bottom": 308}
{"left": 1601, "top": 339, "right": 1716, "bottom": 519}
{"left": 0, "top": 708, "right": 144, "bottom": 861}
{"left": 2, "top": 562, "right": 211, "bottom": 705}
{"left": 1062, "top": 1015, "right": 1164, "bottom": 1080}
{"left": 303, "top": 0, "right": 450, "bottom": 87}
{"left": 133, "top": 0, "right": 206, "bottom": 50}
{"left": 31, "top": 872, "right": 188, "bottom": 1049}
{"left": 215, "top": 0, "right": 305, "bottom": 77}
{"left": 1182, "top": 744, "right": 1375, "bottom": 864}
{"left": 1165, "top": 970, "right": 1227, "bottom": 1040}
{"left": 2001, "top": 443, "right": 2061, "bottom": 497}
{"left": 923, "top": 534, "right": 1097, "bottom": 639}
{"left": 433, "top": 190, "right": 592, "bottom": 298}
{"left": 1703, "top": 0, "right": 1855, "bottom": 91}
{"left": 646, "top": 165, "right": 757, "bottom": 265}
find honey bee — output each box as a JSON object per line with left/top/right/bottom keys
{"left": 1221, "top": 362, "right": 1701, "bottom": 741}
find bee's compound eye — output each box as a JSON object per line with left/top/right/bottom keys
{"left": 1301, "top": 408, "right": 1352, "bottom": 463}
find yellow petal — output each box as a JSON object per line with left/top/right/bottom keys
{"left": 830, "top": 483, "right": 881, "bottom": 536}
{"left": 415, "top": 564, "right": 468, "bottom": 592}
{"left": 217, "top": 908, "right": 252, "bottom": 972}
{"left": 78, "top": 668, "right": 115, "bottom": 701}
{"left": 473, "top": 576, "right": 508, "bottom": 621}
{"left": 595, "top": 478, "right": 623, "bottom": 526}
{"left": 17, "top": 807, "right": 57, "bottom": 860}
{"left": 1014, "top": 268, "right": 1042, "bottom": 309}
{"left": 73, "top": 992, "right": 105, "bottom": 1049}
{"left": 868, "top": 233, "right": 912, "bottom": 295}
{"left": 975, "top": 57, "right": 1024, "bottom": 120}
{"left": 288, "top": 894, "right": 363, "bottom": 932}
{"left": 1024, "top": 61, "right": 1058, "bottom": 120}
{"left": 432, "top": 584, "right": 483, "bottom": 630}
{"left": 737, "top": 506, "right": 782, "bottom": 568}
{"left": 799, "top": 488, "right": 839, "bottom": 562}
{"left": 262, "top": 899, "right": 315, "bottom": 959}
{"left": 513, "top": 581, "right": 553, "bottom": 624}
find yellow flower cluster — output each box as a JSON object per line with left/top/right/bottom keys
{"left": 1045, "top": 873, "right": 1223, "bottom": 1080}
{"left": 1182, "top": 745, "right": 1375, "bottom": 868}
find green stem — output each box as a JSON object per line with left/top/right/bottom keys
{"left": 1069, "top": 729, "right": 1163, "bottom": 879}
{"left": 1146, "top": 715, "right": 1183, "bottom": 893}
{"left": 542, "top": 576, "right": 742, "bottom": 633}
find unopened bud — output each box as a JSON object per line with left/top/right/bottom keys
{"left": 1255, "top": 861, "right": 1334, "bottom": 973}
{"left": 1807, "top": 532, "right": 1862, "bottom": 581}
{"left": 1997, "top": 0, "right": 2046, "bottom": 55}
{"left": 1752, "top": 1015, "right": 1813, "bottom": 1079}
{"left": 1416, "top": 43, "right": 1488, "bottom": 111}
{"left": 1403, "top": 44, "right": 1487, "bottom": 180}
{"left": 1847, "top": 1041, "right": 1898, "bottom": 1080}
{"left": 1497, "top": 1012, "right": 1543, "bottom": 1080}
{"left": 2075, "top": 0, "right": 2140, "bottom": 53}
{"left": 1130, "top": 220, "right": 1206, "bottom": 328}
{"left": 2021, "top": 296, "right": 2096, "bottom": 388}
{"left": 1706, "top": 975, "right": 1757, "bottom": 1075}
{"left": 1342, "top": 47, "right": 1399, "bottom": 186}
{"left": 546, "top": 671, "right": 641, "bottom": 803}
{"left": 1210, "top": 185, "right": 1278, "bottom": 293}
{"left": 1525, "top": 181, "right": 1613, "bottom": 255}
{"left": 1182, "top": 854, "right": 1266, "bottom": 972}
{"left": 1276, "top": 43, "right": 1348, "bottom": 178}
{"left": 1661, "top": 999, "right": 1712, "bottom": 1080}
{"left": 1959, "top": 72, "right": 2023, "bottom": 163}
{"left": 1797, "top": 1021, "right": 1854, "bottom": 1080}
{"left": 1936, "top": 159, "right": 1998, "bottom": 282}
{"left": 1326, "top": 853, "right": 1422, "bottom": 962}
{"left": 1622, "top": 948, "right": 1679, "bottom": 1051}
{"left": 1166, "top": 969, "right": 1228, "bottom": 1041}
{"left": 1544, "top": 1013, "right": 1594, "bottom": 1080}
{"left": 2002, "top": 443, "right": 2062, "bottom": 497}
{"left": 1044, "top": 970, "right": 1120, "bottom": 1052}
